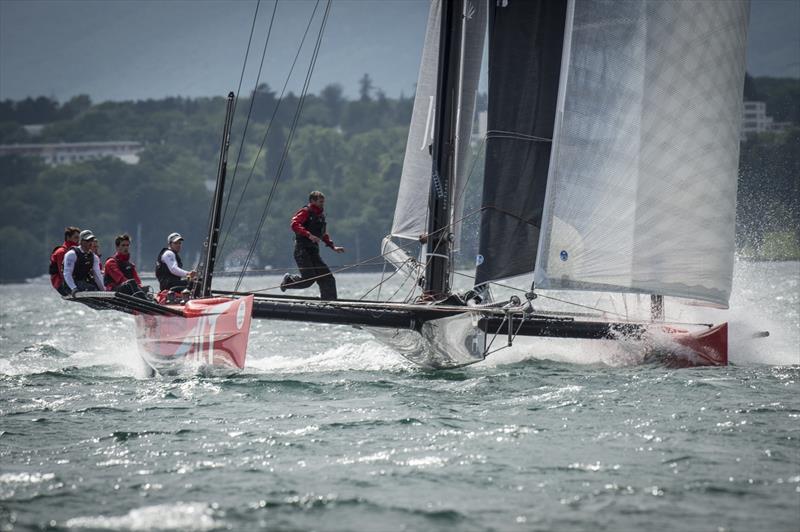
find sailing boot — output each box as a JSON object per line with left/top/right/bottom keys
{"left": 280, "top": 273, "right": 292, "bottom": 292}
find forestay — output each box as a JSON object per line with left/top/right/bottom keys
{"left": 535, "top": 0, "right": 749, "bottom": 308}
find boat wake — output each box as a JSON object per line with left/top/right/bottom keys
{"left": 0, "top": 332, "right": 151, "bottom": 379}
{"left": 247, "top": 340, "right": 412, "bottom": 374}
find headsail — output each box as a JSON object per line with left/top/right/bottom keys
{"left": 535, "top": 0, "right": 749, "bottom": 308}
{"left": 390, "top": 0, "right": 442, "bottom": 243}
{"left": 387, "top": 0, "right": 486, "bottom": 287}
{"left": 474, "top": 0, "right": 568, "bottom": 287}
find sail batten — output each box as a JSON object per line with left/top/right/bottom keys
{"left": 535, "top": 0, "right": 749, "bottom": 308}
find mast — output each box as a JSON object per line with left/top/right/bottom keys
{"left": 195, "top": 91, "right": 236, "bottom": 298}
{"left": 424, "top": 0, "right": 464, "bottom": 297}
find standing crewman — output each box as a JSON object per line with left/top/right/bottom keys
{"left": 63, "top": 230, "right": 105, "bottom": 295}
{"left": 280, "top": 191, "right": 344, "bottom": 300}
{"left": 49, "top": 226, "right": 80, "bottom": 296}
{"left": 155, "top": 232, "right": 196, "bottom": 291}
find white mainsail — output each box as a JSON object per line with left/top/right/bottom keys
{"left": 535, "top": 0, "right": 749, "bottom": 308}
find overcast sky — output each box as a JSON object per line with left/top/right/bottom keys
{"left": 1, "top": 0, "right": 798, "bottom": 104}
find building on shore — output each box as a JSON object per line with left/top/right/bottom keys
{"left": 0, "top": 141, "right": 143, "bottom": 165}
{"left": 742, "top": 101, "right": 793, "bottom": 139}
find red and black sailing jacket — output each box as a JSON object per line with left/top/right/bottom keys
{"left": 104, "top": 253, "right": 142, "bottom": 290}
{"left": 290, "top": 204, "right": 334, "bottom": 248}
{"left": 49, "top": 241, "right": 77, "bottom": 289}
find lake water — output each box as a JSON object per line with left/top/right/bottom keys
{"left": 1, "top": 261, "right": 798, "bottom": 531}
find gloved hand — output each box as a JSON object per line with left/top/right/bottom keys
{"left": 70, "top": 289, "right": 78, "bottom": 298}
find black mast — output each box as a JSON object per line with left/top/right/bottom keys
{"left": 424, "top": 0, "right": 464, "bottom": 298}
{"left": 195, "top": 91, "right": 236, "bottom": 298}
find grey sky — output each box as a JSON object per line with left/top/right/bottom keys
{"left": 0, "top": 0, "right": 798, "bottom": 104}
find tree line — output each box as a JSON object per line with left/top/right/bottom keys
{"left": 0, "top": 78, "right": 415, "bottom": 282}
{"left": 0, "top": 75, "right": 797, "bottom": 282}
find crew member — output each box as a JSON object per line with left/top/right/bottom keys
{"left": 49, "top": 226, "right": 80, "bottom": 296}
{"left": 90, "top": 240, "right": 102, "bottom": 269}
{"left": 280, "top": 191, "right": 344, "bottom": 300}
{"left": 105, "top": 233, "right": 146, "bottom": 296}
{"left": 63, "top": 230, "right": 105, "bottom": 295}
{"left": 155, "top": 232, "right": 196, "bottom": 291}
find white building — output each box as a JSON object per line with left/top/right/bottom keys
{"left": 0, "top": 141, "right": 143, "bottom": 165}
{"left": 741, "top": 101, "right": 792, "bottom": 139}
{"left": 742, "top": 101, "right": 772, "bottom": 135}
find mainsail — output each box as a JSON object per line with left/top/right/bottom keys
{"left": 535, "top": 0, "right": 749, "bottom": 308}
{"left": 474, "top": 0, "right": 568, "bottom": 287}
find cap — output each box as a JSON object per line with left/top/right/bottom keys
{"left": 167, "top": 232, "right": 184, "bottom": 244}
{"left": 79, "top": 230, "right": 96, "bottom": 241}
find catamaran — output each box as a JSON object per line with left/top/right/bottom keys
{"left": 70, "top": 0, "right": 750, "bottom": 372}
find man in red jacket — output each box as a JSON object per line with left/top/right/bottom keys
{"left": 280, "top": 191, "right": 344, "bottom": 300}
{"left": 104, "top": 233, "right": 146, "bottom": 297}
{"left": 49, "top": 226, "right": 80, "bottom": 296}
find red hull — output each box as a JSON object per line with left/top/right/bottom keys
{"left": 134, "top": 296, "right": 254, "bottom": 373}
{"left": 652, "top": 322, "right": 728, "bottom": 368}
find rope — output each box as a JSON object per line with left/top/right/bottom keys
{"left": 231, "top": 0, "right": 262, "bottom": 125}
{"left": 233, "top": 206, "right": 484, "bottom": 294}
{"left": 218, "top": 0, "right": 322, "bottom": 262}
{"left": 359, "top": 258, "right": 409, "bottom": 300}
{"left": 221, "top": 0, "right": 279, "bottom": 226}
{"left": 235, "top": 0, "right": 332, "bottom": 292}
{"left": 201, "top": 0, "right": 261, "bottom": 258}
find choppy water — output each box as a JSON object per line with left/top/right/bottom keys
{"left": 1, "top": 261, "right": 798, "bottom": 531}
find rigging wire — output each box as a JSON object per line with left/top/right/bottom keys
{"left": 199, "top": 0, "right": 261, "bottom": 268}
{"left": 205, "top": 6, "right": 674, "bottom": 334}
{"left": 235, "top": 0, "right": 332, "bottom": 292}
{"left": 221, "top": 0, "right": 280, "bottom": 228}
{"left": 359, "top": 258, "right": 410, "bottom": 301}
{"left": 231, "top": 0, "right": 262, "bottom": 126}
{"left": 233, "top": 205, "right": 484, "bottom": 295}
{"left": 217, "top": 0, "right": 322, "bottom": 263}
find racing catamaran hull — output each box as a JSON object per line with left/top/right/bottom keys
{"left": 134, "top": 296, "right": 254, "bottom": 374}
{"left": 224, "top": 291, "right": 728, "bottom": 369}
{"left": 69, "top": 292, "right": 254, "bottom": 374}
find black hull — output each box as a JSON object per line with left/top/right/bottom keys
{"left": 213, "top": 290, "right": 646, "bottom": 341}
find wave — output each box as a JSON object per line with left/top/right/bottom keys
{"left": 64, "top": 502, "right": 219, "bottom": 531}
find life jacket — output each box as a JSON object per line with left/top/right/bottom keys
{"left": 296, "top": 206, "right": 327, "bottom": 245}
{"left": 155, "top": 248, "right": 183, "bottom": 290}
{"left": 48, "top": 242, "right": 75, "bottom": 277}
{"left": 104, "top": 255, "right": 136, "bottom": 288}
{"left": 49, "top": 245, "right": 64, "bottom": 276}
{"left": 70, "top": 247, "right": 95, "bottom": 286}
